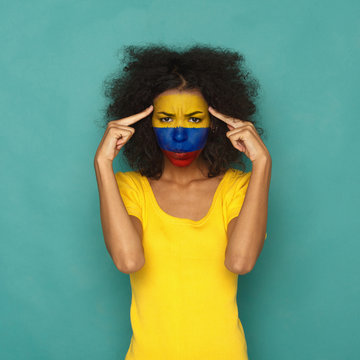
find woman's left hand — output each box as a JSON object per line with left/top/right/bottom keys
{"left": 208, "top": 106, "right": 271, "bottom": 164}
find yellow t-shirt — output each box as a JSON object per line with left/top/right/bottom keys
{"left": 115, "top": 168, "right": 266, "bottom": 360}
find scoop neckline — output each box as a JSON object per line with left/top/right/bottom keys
{"left": 141, "top": 168, "right": 232, "bottom": 225}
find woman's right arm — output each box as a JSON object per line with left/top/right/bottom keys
{"left": 94, "top": 160, "right": 144, "bottom": 274}
{"left": 93, "top": 105, "right": 153, "bottom": 274}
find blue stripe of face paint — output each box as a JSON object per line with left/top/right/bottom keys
{"left": 153, "top": 127, "right": 210, "bottom": 153}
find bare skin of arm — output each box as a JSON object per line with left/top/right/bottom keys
{"left": 225, "top": 158, "right": 271, "bottom": 274}
{"left": 94, "top": 105, "right": 153, "bottom": 273}
{"left": 94, "top": 161, "right": 144, "bottom": 273}
{"left": 208, "top": 106, "right": 272, "bottom": 275}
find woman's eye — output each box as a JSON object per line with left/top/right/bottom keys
{"left": 159, "top": 117, "right": 202, "bottom": 123}
{"left": 189, "top": 117, "right": 202, "bottom": 123}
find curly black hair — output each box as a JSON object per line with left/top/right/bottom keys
{"left": 100, "top": 43, "right": 264, "bottom": 179}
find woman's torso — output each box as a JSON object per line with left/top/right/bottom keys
{"left": 116, "top": 168, "right": 251, "bottom": 360}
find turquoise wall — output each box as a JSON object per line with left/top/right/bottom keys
{"left": 1, "top": 0, "right": 359, "bottom": 359}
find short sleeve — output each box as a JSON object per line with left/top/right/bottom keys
{"left": 224, "top": 170, "right": 252, "bottom": 226}
{"left": 224, "top": 170, "right": 267, "bottom": 240}
{"left": 114, "top": 171, "right": 144, "bottom": 223}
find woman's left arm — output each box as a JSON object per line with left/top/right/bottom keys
{"left": 208, "top": 106, "right": 272, "bottom": 275}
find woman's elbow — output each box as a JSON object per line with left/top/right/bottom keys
{"left": 225, "top": 258, "right": 255, "bottom": 275}
{"left": 115, "top": 256, "right": 145, "bottom": 274}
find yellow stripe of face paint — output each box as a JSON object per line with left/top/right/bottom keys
{"left": 152, "top": 92, "right": 210, "bottom": 129}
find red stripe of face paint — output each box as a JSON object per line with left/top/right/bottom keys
{"left": 162, "top": 149, "right": 202, "bottom": 167}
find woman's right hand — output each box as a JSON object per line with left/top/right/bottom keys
{"left": 94, "top": 105, "right": 153, "bottom": 164}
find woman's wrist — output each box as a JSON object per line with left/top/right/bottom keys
{"left": 94, "top": 158, "right": 113, "bottom": 173}
{"left": 252, "top": 153, "right": 272, "bottom": 170}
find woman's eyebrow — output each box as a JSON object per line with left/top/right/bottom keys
{"left": 157, "top": 111, "right": 204, "bottom": 116}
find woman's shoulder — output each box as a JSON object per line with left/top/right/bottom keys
{"left": 114, "top": 170, "right": 145, "bottom": 192}
{"left": 226, "top": 167, "right": 251, "bottom": 182}
{"left": 220, "top": 167, "right": 252, "bottom": 195}
{"left": 115, "top": 170, "right": 143, "bottom": 181}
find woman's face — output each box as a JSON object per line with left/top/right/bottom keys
{"left": 152, "top": 89, "right": 210, "bottom": 167}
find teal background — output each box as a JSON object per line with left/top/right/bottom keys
{"left": 1, "top": 0, "right": 359, "bottom": 359}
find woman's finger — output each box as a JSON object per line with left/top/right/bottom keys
{"left": 226, "top": 125, "right": 256, "bottom": 138}
{"left": 113, "top": 105, "right": 154, "bottom": 126}
{"left": 208, "top": 106, "right": 246, "bottom": 127}
{"left": 227, "top": 129, "right": 248, "bottom": 153}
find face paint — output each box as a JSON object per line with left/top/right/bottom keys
{"left": 152, "top": 91, "right": 210, "bottom": 167}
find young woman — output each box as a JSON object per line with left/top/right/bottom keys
{"left": 94, "top": 44, "right": 271, "bottom": 360}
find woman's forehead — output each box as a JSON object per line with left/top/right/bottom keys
{"left": 153, "top": 90, "right": 207, "bottom": 109}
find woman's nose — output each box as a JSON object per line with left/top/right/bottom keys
{"left": 172, "top": 127, "right": 188, "bottom": 142}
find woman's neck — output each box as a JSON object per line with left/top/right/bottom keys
{"left": 161, "top": 155, "right": 209, "bottom": 184}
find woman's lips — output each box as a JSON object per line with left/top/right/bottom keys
{"left": 162, "top": 149, "right": 197, "bottom": 160}
{"left": 171, "top": 152, "right": 191, "bottom": 159}
{"left": 161, "top": 149, "right": 202, "bottom": 167}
